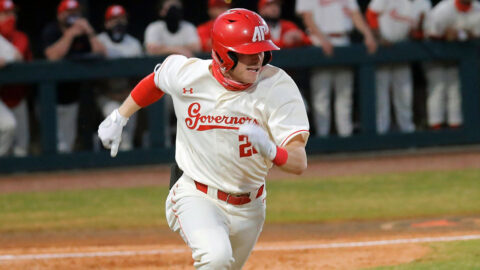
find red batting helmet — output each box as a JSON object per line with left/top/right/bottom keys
{"left": 211, "top": 8, "right": 279, "bottom": 71}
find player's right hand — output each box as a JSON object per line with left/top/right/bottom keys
{"left": 98, "top": 109, "right": 129, "bottom": 157}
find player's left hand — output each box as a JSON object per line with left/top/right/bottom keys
{"left": 239, "top": 123, "right": 276, "bottom": 160}
{"left": 98, "top": 109, "right": 129, "bottom": 157}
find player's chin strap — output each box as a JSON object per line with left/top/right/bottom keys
{"left": 211, "top": 60, "right": 253, "bottom": 91}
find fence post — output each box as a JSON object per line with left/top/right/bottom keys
{"left": 39, "top": 82, "right": 57, "bottom": 155}
{"left": 358, "top": 63, "right": 377, "bottom": 135}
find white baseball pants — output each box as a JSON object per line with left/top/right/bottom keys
{"left": 0, "top": 100, "right": 16, "bottom": 156}
{"left": 375, "top": 64, "right": 415, "bottom": 134}
{"left": 310, "top": 67, "right": 354, "bottom": 137}
{"left": 57, "top": 102, "right": 79, "bottom": 153}
{"left": 424, "top": 64, "right": 462, "bottom": 127}
{"left": 166, "top": 174, "right": 266, "bottom": 270}
{"left": 11, "top": 99, "right": 30, "bottom": 156}
{"left": 97, "top": 96, "right": 137, "bottom": 151}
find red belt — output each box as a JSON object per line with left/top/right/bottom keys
{"left": 328, "top": 32, "right": 347, "bottom": 38}
{"left": 194, "top": 181, "right": 264, "bottom": 205}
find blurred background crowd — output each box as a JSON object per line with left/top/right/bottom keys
{"left": 0, "top": 0, "right": 479, "bottom": 158}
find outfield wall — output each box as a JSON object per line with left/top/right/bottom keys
{"left": 0, "top": 41, "right": 479, "bottom": 173}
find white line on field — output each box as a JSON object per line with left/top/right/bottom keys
{"left": 1, "top": 234, "right": 479, "bottom": 261}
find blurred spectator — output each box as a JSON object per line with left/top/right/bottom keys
{"left": 424, "top": 0, "right": 480, "bottom": 130}
{"left": 0, "top": 0, "right": 32, "bottom": 157}
{"left": 42, "top": 0, "right": 106, "bottom": 153}
{"left": 258, "top": 0, "right": 310, "bottom": 48}
{"left": 197, "top": 0, "right": 231, "bottom": 53}
{"left": 96, "top": 5, "right": 143, "bottom": 151}
{"left": 296, "top": 0, "right": 377, "bottom": 137}
{"left": 366, "top": 0, "right": 431, "bottom": 134}
{"left": 144, "top": 0, "right": 200, "bottom": 57}
{"left": 0, "top": 32, "right": 19, "bottom": 157}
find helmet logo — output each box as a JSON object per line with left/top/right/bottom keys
{"left": 252, "top": 25, "right": 268, "bottom": 42}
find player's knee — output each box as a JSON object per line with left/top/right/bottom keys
{"left": 197, "top": 246, "right": 233, "bottom": 269}
{"left": 0, "top": 114, "right": 16, "bottom": 132}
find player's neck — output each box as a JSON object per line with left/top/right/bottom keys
{"left": 210, "top": 62, "right": 252, "bottom": 91}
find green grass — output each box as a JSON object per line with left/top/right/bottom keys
{"left": 1, "top": 169, "right": 480, "bottom": 232}
{"left": 369, "top": 240, "right": 480, "bottom": 269}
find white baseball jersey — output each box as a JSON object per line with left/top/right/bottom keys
{"left": 0, "top": 34, "right": 20, "bottom": 63}
{"left": 296, "top": 0, "right": 359, "bottom": 34}
{"left": 144, "top": 20, "right": 199, "bottom": 50}
{"left": 369, "top": 0, "right": 431, "bottom": 42}
{"left": 154, "top": 55, "right": 309, "bottom": 193}
{"left": 425, "top": 0, "right": 480, "bottom": 38}
{"left": 97, "top": 33, "right": 143, "bottom": 58}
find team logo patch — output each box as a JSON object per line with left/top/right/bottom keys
{"left": 252, "top": 26, "right": 268, "bottom": 42}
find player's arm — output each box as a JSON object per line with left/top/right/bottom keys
{"left": 299, "top": 11, "right": 334, "bottom": 56}
{"left": 351, "top": 9, "right": 378, "bottom": 54}
{"left": 239, "top": 125, "right": 308, "bottom": 175}
{"left": 280, "top": 135, "right": 307, "bottom": 175}
{"left": 98, "top": 73, "right": 164, "bottom": 157}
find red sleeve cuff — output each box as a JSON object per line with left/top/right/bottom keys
{"left": 273, "top": 146, "right": 288, "bottom": 166}
{"left": 366, "top": 9, "right": 379, "bottom": 30}
{"left": 131, "top": 73, "right": 165, "bottom": 107}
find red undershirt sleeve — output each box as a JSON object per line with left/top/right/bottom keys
{"left": 130, "top": 73, "right": 165, "bottom": 107}
{"left": 366, "top": 8, "right": 380, "bottom": 30}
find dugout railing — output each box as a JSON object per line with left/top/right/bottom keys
{"left": 0, "top": 41, "right": 479, "bottom": 173}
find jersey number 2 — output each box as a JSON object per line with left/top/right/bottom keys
{"left": 239, "top": 135, "right": 258, "bottom": 158}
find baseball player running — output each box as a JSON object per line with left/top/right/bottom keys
{"left": 98, "top": 8, "right": 309, "bottom": 269}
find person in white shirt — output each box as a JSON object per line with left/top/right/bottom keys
{"left": 366, "top": 0, "right": 431, "bottom": 134}
{"left": 0, "top": 33, "right": 21, "bottom": 156}
{"left": 296, "top": 0, "right": 377, "bottom": 137}
{"left": 95, "top": 5, "right": 143, "bottom": 151}
{"left": 423, "top": 0, "right": 480, "bottom": 129}
{"left": 98, "top": 9, "right": 309, "bottom": 269}
{"left": 144, "top": 0, "right": 200, "bottom": 57}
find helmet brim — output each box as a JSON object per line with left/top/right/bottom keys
{"left": 229, "top": 40, "right": 280, "bottom": 55}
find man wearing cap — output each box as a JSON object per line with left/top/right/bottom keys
{"left": 0, "top": 0, "right": 33, "bottom": 157}
{"left": 197, "top": 0, "right": 231, "bottom": 53}
{"left": 95, "top": 5, "right": 143, "bottom": 151}
{"left": 42, "top": 0, "right": 106, "bottom": 153}
{"left": 258, "top": 0, "right": 310, "bottom": 48}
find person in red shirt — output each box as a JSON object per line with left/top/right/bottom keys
{"left": 0, "top": 0, "right": 32, "bottom": 156}
{"left": 258, "top": 0, "right": 310, "bottom": 48}
{"left": 197, "top": 0, "right": 231, "bottom": 53}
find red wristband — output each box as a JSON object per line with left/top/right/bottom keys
{"left": 131, "top": 73, "right": 165, "bottom": 107}
{"left": 273, "top": 146, "right": 288, "bottom": 166}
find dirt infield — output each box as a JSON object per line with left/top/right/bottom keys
{"left": 2, "top": 147, "right": 480, "bottom": 269}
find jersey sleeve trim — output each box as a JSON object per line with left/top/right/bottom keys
{"left": 280, "top": 129, "right": 310, "bottom": 147}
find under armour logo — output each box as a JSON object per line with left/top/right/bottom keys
{"left": 183, "top": 88, "right": 193, "bottom": 94}
{"left": 252, "top": 26, "right": 268, "bottom": 42}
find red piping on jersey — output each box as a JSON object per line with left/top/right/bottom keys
{"left": 211, "top": 59, "right": 252, "bottom": 91}
{"left": 366, "top": 8, "right": 379, "bottom": 30}
{"left": 280, "top": 129, "right": 310, "bottom": 147}
{"left": 130, "top": 73, "right": 165, "bottom": 107}
{"left": 455, "top": 0, "right": 472, "bottom": 12}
